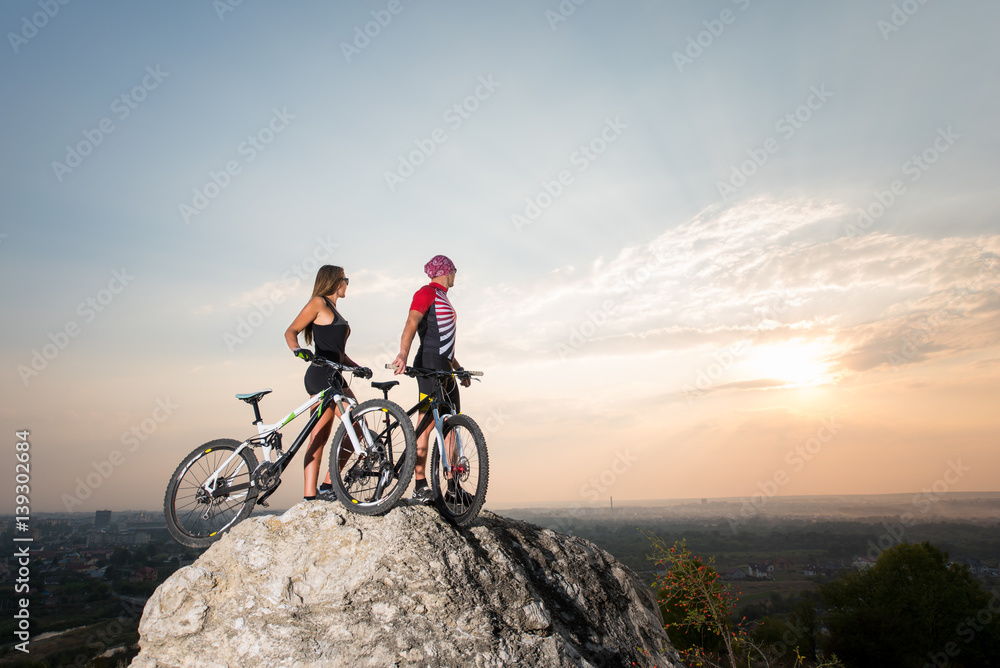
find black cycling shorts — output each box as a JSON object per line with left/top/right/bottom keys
{"left": 415, "top": 348, "right": 460, "bottom": 413}
{"left": 305, "top": 365, "right": 344, "bottom": 396}
{"left": 418, "top": 375, "right": 461, "bottom": 414}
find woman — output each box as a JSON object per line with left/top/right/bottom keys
{"left": 284, "top": 265, "right": 358, "bottom": 501}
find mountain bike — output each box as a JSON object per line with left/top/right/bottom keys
{"left": 371, "top": 365, "right": 489, "bottom": 527}
{"left": 163, "top": 357, "right": 415, "bottom": 548}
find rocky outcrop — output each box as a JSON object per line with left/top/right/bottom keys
{"left": 130, "top": 502, "right": 681, "bottom": 667}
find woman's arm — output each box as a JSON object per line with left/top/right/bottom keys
{"left": 284, "top": 296, "right": 322, "bottom": 352}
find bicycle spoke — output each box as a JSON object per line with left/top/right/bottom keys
{"left": 430, "top": 415, "right": 489, "bottom": 526}
{"left": 165, "top": 440, "right": 258, "bottom": 548}
{"left": 331, "top": 399, "right": 415, "bottom": 514}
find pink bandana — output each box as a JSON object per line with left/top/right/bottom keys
{"left": 424, "top": 255, "right": 456, "bottom": 278}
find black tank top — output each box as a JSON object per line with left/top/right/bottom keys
{"left": 312, "top": 297, "right": 349, "bottom": 363}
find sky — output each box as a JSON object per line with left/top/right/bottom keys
{"left": 2, "top": 0, "right": 999, "bottom": 514}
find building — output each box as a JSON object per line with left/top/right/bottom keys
{"left": 94, "top": 510, "right": 112, "bottom": 530}
{"left": 745, "top": 562, "right": 774, "bottom": 580}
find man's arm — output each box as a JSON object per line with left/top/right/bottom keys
{"left": 391, "top": 309, "right": 423, "bottom": 374}
{"left": 451, "top": 356, "right": 471, "bottom": 387}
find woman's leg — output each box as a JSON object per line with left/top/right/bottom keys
{"left": 303, "top": 404, "right": 336, "bottom": 497}
{"left": 320, "top": 386, "right": 358, "bottom": 485}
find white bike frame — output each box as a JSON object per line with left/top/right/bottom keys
{"left": 429, "top": 401, "right": 465, "bottom": 471}
{"left": 201, "top": 387, "right": 373, "bottom": 498}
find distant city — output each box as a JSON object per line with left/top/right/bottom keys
{"left": 3, "top": 493, "right": 999, "bottom": 665}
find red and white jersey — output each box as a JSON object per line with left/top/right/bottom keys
{"left": 411, "top": 283, "right": 456, "bottom": 361}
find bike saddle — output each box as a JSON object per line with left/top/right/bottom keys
{"left": 371, "top": 381, "right": 399, "bottom": 391}
{"left": 235, "top": 389, "right": 272, "bottom": 403}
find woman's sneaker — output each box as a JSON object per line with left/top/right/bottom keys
{"left": 411, "top": 482, "right": 435, "bottom": 505}
{"left": 317, "top": 482, "right": 336, "bottom": 502}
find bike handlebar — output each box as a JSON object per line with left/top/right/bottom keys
{"left": 312, "top": 356, "right": 372, "bottom": 378}
{"left": 384, "top": 364, "right": 483, "bottom": 378}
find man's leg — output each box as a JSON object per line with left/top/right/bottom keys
{"left": 414, "top": 411, "right": 430, "bottom": 480}
{"left": 411, "top": 404, "right": 435, "bottom": 503}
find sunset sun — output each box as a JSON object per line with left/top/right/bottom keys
{"left": 747, "top": 340, "right": 834, "bottom": 387}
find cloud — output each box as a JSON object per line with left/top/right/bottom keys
{"left": 970, "top": 357, "right": 1000, "bottom": 370}
{"left": 714, "top": 378, "right": 791, "bottom": 392}
{"left": 463, "top": 197, "right": 1000, "bottom": 388}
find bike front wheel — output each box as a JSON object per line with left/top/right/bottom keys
{"left": 164, "top": 439, "right": 259, "bottom": 548}
{"left": 429, "top": 414, "right": 489, "bottom": 526}
{"left": 331, "top": 398, "right": 416, "bottom": 515}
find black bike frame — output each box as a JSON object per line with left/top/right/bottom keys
{"left": 393, "top": 372, "right": 461, "bottom": 474}
{"left": 229, "top": 368, "right": 355, "bottom": 507}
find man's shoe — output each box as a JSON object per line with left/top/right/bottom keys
{"left": 444, "top": 482, "right": 474, "bottom": 508}
{"left": 411, "top": 484, "right": 435, "bottom": 505}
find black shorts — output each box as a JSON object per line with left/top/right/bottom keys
{"left": 304, "top": 365, "right": 344, "bottom": 396}
{"left": 414, "top": 348, "right": 460, "bottom": 413}
{"left": 418, "top": 375, "right": 461, "bottom": 414}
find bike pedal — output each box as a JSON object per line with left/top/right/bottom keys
{"left": 258, "top": 500, "right": 269, "bottom": 508}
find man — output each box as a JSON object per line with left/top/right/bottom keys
{"left": 391, "top": 254, "right": 471, "bottom": 504}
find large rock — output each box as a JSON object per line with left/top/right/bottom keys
{"left": 131, "top": 502, "right": 681, "bottom": 667}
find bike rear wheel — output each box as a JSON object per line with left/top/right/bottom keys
{"left": 429, "top": 414, "right": 489, "bottom": 526}
{"left": 164, "top": 439, "right": 258, "bottom": 548}
{"left": 330, "top": 398, "right": 416, "bottom": 515}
